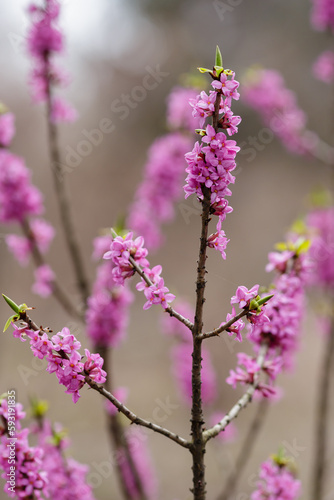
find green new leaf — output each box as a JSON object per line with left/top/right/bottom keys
{"left": 214, "top": 65, "right": 224, "bottom": 77}
{"left": 257, "top": 294, "right": 274, "bottom": 306}
{"left": 295, "top": 238, "right": 310, "bottom": 256}
{"left": 3, "top": 314, "right": 19, "bottom": 332}
{"left": 215, "top": 46, "right": 223, "bottom": 67}
{"left": 197, "top": 67, "right": 212, "bottom": 74}
{"left": 2, "top": 294, "right": 20, "bottom": 314}
{"left": 274, "top": 242, "right": 288, "bottom": 252}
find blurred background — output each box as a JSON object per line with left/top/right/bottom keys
{"left": 0, "top": 0, "right": 333, "bottom": 498}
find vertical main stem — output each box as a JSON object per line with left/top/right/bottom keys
{"left": 191, "top": 91, "right": 221, "bottom": 500}
{"left": 191, "top": 188, "right": 211, "bottom": 500}
{"left": 311, "top": 315, "right": 334, "bottom": 500}
{"left": 45, "top": 77, "right": 90, "bottom": 307}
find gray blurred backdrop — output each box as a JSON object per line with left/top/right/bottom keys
{"left": 0, "top": 0, "right": 333, "bottom": 499}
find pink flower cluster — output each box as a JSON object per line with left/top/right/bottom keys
{"left": 243, "top": 69, "right": 318, "bottom": 155}
{"left": 306, "top": 207, "right": 334, "bottom": 287}
{"left": 166, "top": 86, "right": 200, "bottom": 131}
{"left": 251, "top": 457, "right": 301, "bottom": 500}
{"left": 127, "top": 133, "right": 192, "bottom": 250}
{"left": 0, "top": 109, "right": 56, "bottom": 296}
{"left": 33, "top": 418, "right": 96, "bottom": 500}
{"left": 227, "top": 241, "right": 309, "bottom": 398}
{"left": 0, "top": 150, "right": 43, "bottom": 223}
{"left": 313, "top": 50, "right": 334, "bottom": 83}
{"left": 86, "top": 235, "right": 133, "bottom": 348}
{"left": 12, "top": 325, "right": 106, "bottom": 403}
{"left": 27, "top": 0, "right": 77, "bottom": 122}
{"left": 0, "top": 111, "right": 15, "bottom": 148}
{"left": 311, "top": 0, "right": 334, "bottom": 31}
{"left": 184, "top": 70, "right": 241, "bottom": 260}
{"left": 0, "top": 398, "right": 48, "bottom": 499}
{"left": 104, "top": 233, "right": 175, "bottom": 310}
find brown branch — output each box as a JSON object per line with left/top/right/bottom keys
{"left": 84, "top": 376, "right": 191, "bottom": 449}
{"left": 128, "top": 255, "right": 194, "bottom": 331}
{"left": 200, "top": 309, "right": 248, "bottom": 340}
{"left": 45, "top": 61, "right": 90, "bottom": 307}
{"left": 20, "top": 219, "right": 84, "bottom": 322}
{"left": 311, "top": 316, "right": 334, "bottom": 500}
{"left": 18, "top": 310, "right": 190, "bottom": 450}
{"left": 203, "top": 343, "right": 268, "bottom": 444}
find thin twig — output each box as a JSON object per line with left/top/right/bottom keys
{"left": 200, "top": 309, "right": 248, "bottom": 340}
{"left": 84, "top": 376, "right": 191, "bottom": 449}
{"left": 311, "top": 316, "right": 334, "bottom": 500}
{"left": 45, "top": 61, "right": 90, "bottom": 306}
{"left": 17, "top": 311, "right": 191, "bottom": 450}
{"left": 216, "top": 398, "right": 269, "bottom": 500}
{"left": 203, "top": 343, "right": 268, "bottom": 444}
{"left": 20, "top": 219, "right": 84, "bottom": 322}
{"left": 128, "top": 255, "right": 194, "bottom": 331}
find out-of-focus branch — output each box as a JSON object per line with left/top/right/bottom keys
{"left": 45, "top": 73, "right": 90, "bottom": 307}
{"left": 20, "top": 219, "right": 84, "bottom": 322}
{"left": 216, "top": 398, "right": 269, "bottom": 500}
{"left": 311, "top": 316, "right": 334, "bottom": 500}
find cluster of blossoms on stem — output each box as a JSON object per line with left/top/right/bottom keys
{"left": 27, "top": 0, "right": 77, "bottom": 122}
{"left": 310, "top": 0, "right": 334, "bottom": 31}
{"left": 0, "top": 398, "right": 48, "bottom": 499}
{"left": 127, "top": 133, "right": 192, "bottom": 250}
{"left": 184, "top": 66, "right": 241, "bottom": 259}
{"left": 12, "top": 324, "right": 106, "bottom": 403}
{"left": 251, "top": 455, "right": 301, "bottom": 500}
{"left": 226, "top": 237, "right": 310, "bottom": 397}
{"left": 0, "top": 107, "right": 55, "bottom": 296}
{"left": 243, "top": 69, "right": 318, "bottom": 156}
{"left": 104, "top": 232, "right": 175, "bottom": 310}
{"left": 32, "top": 417, "right": 96, "bottom": 500}
{"left": 86, "top": 235, "right": 133, "bottom": 348}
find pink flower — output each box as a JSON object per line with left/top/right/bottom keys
{"left": 251, "top": 457, "right": 301, "bottom": 500}
{"left": 127, "top": 133, "right": 192, "bottom": 251}
{"left": 5, "top": 234, "right": 31, "bottom": 265}
{"left": 166, "top": 86, "right": 200, "bottom": 131}
{"left": 265, "top": 250, "right": 294, "bottom": 273}
{"left": 231, "top": 284, "right": 259, "bottom": 308}
{"left": 32, "top": 264, "right": 55, "bottom": 297}
{"left": 207, "top": 219, "right": 229, "bottom": 259}
{"left": 84, "top": 349, "right": 107, "bottom": 383}
{"left": 313, "top": 50, "right": 334, "bottom": 83}
{"left": 0, "top": 112, "right": 15, "bottom": 147}
{"left": 51, "top": 97, "right": 78, "bottom": 123}
{"left": 30, "top": 218, "right": 55, "bottom": 254}
{"left": 223, "top": 307, "right": 245, "bottom": 342}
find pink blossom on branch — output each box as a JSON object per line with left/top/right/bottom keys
{"left": 313, "top": 50, "right": 334, "bottom": 83}
{"left": 251, "top": 456, "right": 301, "bottom": 500}
{"left": 104, "top": 232, "right": 175, "bottom": 311}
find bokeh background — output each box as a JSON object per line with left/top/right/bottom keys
{"left": 0, "top": 0, "right": 333, "bottom": 498}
